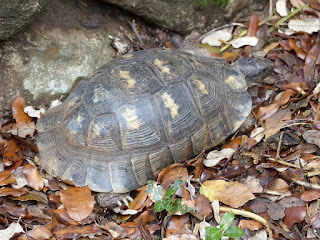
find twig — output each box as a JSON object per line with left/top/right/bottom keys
{"left": 129, "top": 20, "right": 144, "bottom": 48}
{"left": 307, "top": 170, "right": 320, "bottom": 177}
{"left": 292, "top": 179, "right": 320, "bottom": 190}
{"left": 314, "top": 93, "right": 320, "bottom": 123}
{"left": 268, "top": 157, "right": 308, "bottom": 169}
{"left": 269, "top": 4, "right": 307, "bottom": 32}
{"left": 219, "top": 206, "right": 273, "bottom": 239}
{"left": 276, "top": 131, "right": 284, "bottom": 159}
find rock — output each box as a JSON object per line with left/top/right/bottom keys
{"left": 0, "top": 0, "right": 47, "bottom": 40}
{"left": 100, "top": 0, "right": 268, "bottom": 34}
{"left": 0, "top": 0, "right": 131, "bottom": 107}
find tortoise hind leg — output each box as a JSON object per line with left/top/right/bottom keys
{"left": 96, "top": 192, "right": 133, "bottom": 210}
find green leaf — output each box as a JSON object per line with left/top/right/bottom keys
{"left": 154, "top": 200, "right": 165, "bottom": 212}
{"left": 223, "top": 226, "right": 245, "bottom": 238}
{"left": 164, "top": 180, "right": 183, "bottom": 198}
{"left": 146, "top": 180, "right": 154, "bottom": 194}
{"left": 205, "top": 226, "right": 223, "bottom": 240}
{"left": 220, "top": 211, "right": 234, "bottom": 231}
{"left": 199, "top": 0, "right": 208, "bottom": 9}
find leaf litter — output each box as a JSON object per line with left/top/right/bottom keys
{"left": 2, "top": 1, "right": 320, "bottom": 239}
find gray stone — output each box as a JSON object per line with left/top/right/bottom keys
{"left": 0, "top": 0, "right": 47, "bottom": 40}
{"left": 100, "top": 0, "right": 268, "bottom": 34}
{"left": 0, "top": 0, "right": 132, "bottom": 107}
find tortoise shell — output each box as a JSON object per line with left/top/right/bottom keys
{"left": 36, "top": 48, "right": 252, "bottom": 193}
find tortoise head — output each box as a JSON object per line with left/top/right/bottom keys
{"left": 233, "top": 56, "right": 273, "bottom": 87}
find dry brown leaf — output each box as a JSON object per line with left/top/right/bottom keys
{"left": 200, "top": 180, "right": 255, "bottom": 208}
{"left": 60, "top": 186, "right": 95, "bottom": 222}
{"left": 239, "top": 219, "right": 263, "bottom": 231}
{"left": 2, "top": 202, "right": 29, "bottom": 218}
{"left": 256, "top": 103, "right": 280, "bottom": 122}
{"left": 304, "top": 40, "right": 319, "bottom": 83}
{"left": 288, "top": 38, "right": 306, "bottom": 60}
{"left": 129, "top": 186, "right": 148, "bottom": 211}
{"left": 53, "top": 224, "right": 103, "bottom": 239}
{"left": 284, "top": 206, "right": 307, "bottom": 228}
{"left": 12, "top": 97, "right": 31, "bottom": 125}
{"left": 3, "top": 139, "right": 23, "bottom": 166}
{"left": 301, "top": 189, "right": 320, "bottom": 202}
{"left": 267, "top": 178, "right": 289, "bottom": 193}
{"left": 0, "top": 160, "right": 23, "bottom": 182}
{"left": 0, "top": 187, "right": 28, "bottom": 197}
{"left": 194, "top": 194, "right": 212, "bottom": 219}
{"left": 166, "top": 215, "right": 192, "bottom": 237}
{"left": 22, "top": 164, "right": 44, "bottom": 191}
{"left": 303, "top": 130, "right": 320, "bottom": 148}
{"left": 157, "top": 164, "right": 190, "bottom": 199}
{"left": 247, "top": 12, "right": 259, "bottom": 37}
{"left": 265, "top": 108, "right": 292, "bottom": 139}
{"left": 102, "top": 221, "right": 127, "bottom": 238}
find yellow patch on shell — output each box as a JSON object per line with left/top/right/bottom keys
{"left": 92, "top": 124, "right": 101, "bottom": 137}
{"left": 154, "top": 58, "right": 171, "bottom": 74}
{"left": 194, "top": 80, "right": 208, "bottom": 95}
{"left": 161, "top": 92, "right": 179, "bottom": 119}
{"left": 123, "top": 54, "right": 133, "bottom": 58}
{"left": 76, "top": 115, "right": 84, "bottom": 124}
{"left": 119, "top": 70, "right": 136, "bottom": 88}
{"left": 124, "top": 108, "right": 140, "bottom": 130}
{"left": 224, "top": 75, "right": 245, "bottom": 90}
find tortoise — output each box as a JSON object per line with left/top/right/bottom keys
{"left": 36, "top": 48, "right": 272, "bottom": 195}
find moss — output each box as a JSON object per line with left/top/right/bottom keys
{"left": 198, "top": 0, "right": 229, "bottom": 9}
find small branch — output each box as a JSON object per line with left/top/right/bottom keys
{"left": 292, "top": 179, "right": 320, "bottom": 190}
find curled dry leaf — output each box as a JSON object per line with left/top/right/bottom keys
{"left": 201, "top": 28, "right": 233, "bottom": 47}
{"left": 0, "top": 187, "right": 28, "bottom": 197}
{"left": 3, "top": 139, "right": 23, "bottom": 166}
{"left": 11, "top": 97, "right": 35, "bottom": 138}
{"left": 247, "top": 13, "right": 259, "bottom": 37}
{"left": 267, "top": 178, "right": 289, "bottom": 193}
{"left": 60, "top": 186, "right": 95, "bottom": 222}
{"left": 194, "top": 194, "right": 212, "bottom": 219}
{"left": 12, "top": 97, "right": 31, "bottom": 125}
{"left": 22, "top": 164, "right": 44, "bottom": 191}
{"left": 276, "top": 0, "right": 288, "bottom": 16}
{"left": 200, "top": 180, "right": 255, "bottom": 208}
{"left": 203, "top": 148, "right": 236, "bottom": 167}
{"left": 0, "top": 222, "right": 24, "bottom": 239}
{"left": 288, "top": 19, "right": 320, "bottom": 35}
{"left": 303, "top": 130, "right": 320, "bottom": 148}
{"left": 304, "top": 40, "right": 319, "bottom": 83}
{"left": 232, "top": 36, "right": 259, "bottom": 48}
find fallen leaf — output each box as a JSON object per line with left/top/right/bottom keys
{"left": 24, "top": 106, "right": 45, "bottom": 118}
{"left": 3, "top": 139, "right": 23, "bottom": 166}
{"left": 201, "top": 28, "right": 233, "bottom": 47}
{"left": 247, "top": 13, "right": 259, "bottom": 37}
{"left": 232, "top": 36, "right": 259, "bottom": 48}
{"left": 284, "top": 206, "right": 307, "bottom": 228}
{"left": 247, "top": 198, "right": 268, "bottom": 214}
{"left": 288, "top": 38, "right": 306, "bottom": 60}
{"left": 53, "top": 224, "right": 103, "bottom": 239}
{"left": 304, "top": 40, "right": 319, "bottom": 83}
{"left": 166, "top": 215, "right": 192, "bottom": 237}
{"left": 200, "top": 180, "right": 255, "bottom": 208}
{"left": 301, "top": 189, "right": 320, "bottom": 202}
{"left": 239, "top": 219, "right": 263, "bottom": 231}
{"left": 102, "top": 221, "right": 127, "bottom": 238}
{"left": 22, "top": 164, "right": 44, "bottom": 191}
{"left": 157, "top": 164, "right": 190, "bottom": 199}
{"left": 194, "top": 194, "right": 212, "bottom": 219}
{"left": 12, "top": 97, "right": 31, "bottom": 124}
{"left": 276, "top": 0, "right": 288, "bottom": 16}
{"left": 0, "top": 187, "right": 28, "bottom": 197}
{"left": 288, "top": 19, "right": 320, "bottom": 34}
{"left": 2, "top": 203, "right": 29, "bottom": 218}
{"left": 203, "top": 148, "right": 236, "bottom": 167}
{"left": 267, "top": 197, "right": 305, "bottom": 220}
{"left": 267, "top": 178, "right": 289, "bottom": 193}
{"left": 303, "top": 130, "right": 320, "bottom": 148}
{"left": 60, "top": 186, "right": 95, "bottom": 222}
{"left": 129, "top": 186, "right": 148, "bottom": 211}
{"left": 0, "top": 222, "right": 24, "bottom": 239}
